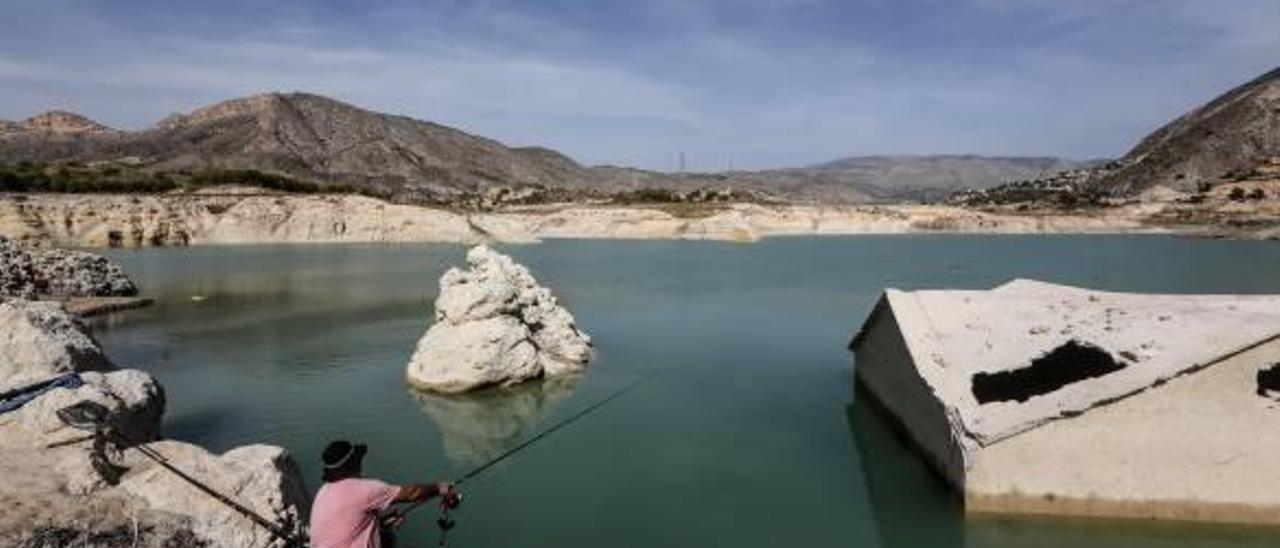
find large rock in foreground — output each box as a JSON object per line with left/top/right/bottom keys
{"left": 407, "top": 245, "right": 593, "bottom": 393}
{"left": 0, "top": 300, "right": 112, "bottom": 389}
{"left": 0, "top": 288, "right": 306, "bottom": 547}
{"left": 850, "top": 279, "right": 1280, "bottom": 525}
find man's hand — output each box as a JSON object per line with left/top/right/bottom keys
{"left": 395, "top": 481, "right": 455, "bottom": 503}
{"left": 433, "top": 481, "right": 454, "bottom": 498}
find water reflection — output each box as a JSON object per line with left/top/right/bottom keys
{"left": 412, "top": 376, "right": 581, "bottom": 467}
{"left": 847, "top": 387, "right": 963, "bottom": 548}
{"left": 848, "top": 384, "right": 1280, "bottom": 548}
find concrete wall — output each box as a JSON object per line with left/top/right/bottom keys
{"left": 853, "top": 296, "right": 969, "bottom": 491}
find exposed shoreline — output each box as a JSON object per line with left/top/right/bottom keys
{"left": 0, "top": 191, "right": 1233, "bottom": 249}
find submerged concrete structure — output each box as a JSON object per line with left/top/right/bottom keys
{"left": 850, "top": 279, "right": 1280, "bottom": 524}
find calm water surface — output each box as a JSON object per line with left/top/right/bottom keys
{"left": 95, "top": 236, "right": 1280, "bottom": 548}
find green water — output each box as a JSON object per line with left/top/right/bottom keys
{"left": 93, "top": 236, "right": 1280, "bottom": 548}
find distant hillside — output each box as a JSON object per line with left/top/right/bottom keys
{"left": 0, "top": 92, "right": 1088, "bottom": 204}
{"left": 0, "top": 93, "right": 593, "bottom": 202}
{"left": 1095, "top": 66, "right": 1280, "bottom": 195}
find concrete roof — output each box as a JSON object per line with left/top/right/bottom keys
{"left": 856, "top": 279, "right": 1280, "bottom": 445}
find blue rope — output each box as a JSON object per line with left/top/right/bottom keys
{"left": 0, "top": 372, "right": 84, "bottom": 414}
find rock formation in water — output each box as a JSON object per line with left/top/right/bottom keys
{"left": 850, "top": 279, "right": 1280, "bottom": 525}
{"left": 0, "top": 236, "right": 138, "bottom": 299}
{"left": 0, "top": 293, "right": 307, "bottom": 547}
{"left": 407, "top": 245, "right": 593, "bottom": 393}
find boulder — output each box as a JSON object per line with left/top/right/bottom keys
{"left": 0, "top": 237, "right": 137, "bottom": 299}
{"left": 0, "top": 235, "right": 37, "bottom": 300}
{"left": 0, "top": 300, "right": 112, "bottom": 390}
{"left": 407, "top": 245, "right": 593, "bottom": 392}
{"left": 30, "top": 247, "right": 138, "bottom": 297}
{"left": 0, "top": 370, "right": 164, "bottom": 448}
{"left": 117, "top": 442, "right": 309, "bottom": 548}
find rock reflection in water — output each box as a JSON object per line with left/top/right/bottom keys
{"left": 413, "top": 375, "right": 580, "bottom": 467}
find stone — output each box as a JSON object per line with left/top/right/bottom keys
{"left": 29, "top": 247, "right": 138, "bottom": 297}
{"left": 407, "top": 245, "right": 593, "bottom": 393}
{"left": 0, "top": 289, "right": 305, "bottom": 547}
{"left": 117, "top": 442, "right": 309, "bottom": 548}
{"left": 850, "top": 279, "right": 1280, "bottom": 524}
{"left": 0, "top": 300, "right": 112, "bottom": 390}
{"left": 0, "top": 237, "right": 138, "bottom": 299}
{"left": 0, "top": 370, "right": 165, "bottom": 449}
{"left": 0, "top": 235, "right": 37, "bottom": 300}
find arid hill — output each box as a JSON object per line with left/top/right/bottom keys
{"left": 1, "top": 92, "right": 1085, "bottom": 204}
{"left": 1095, "top": 66, "right": 1280, "bottom": 195}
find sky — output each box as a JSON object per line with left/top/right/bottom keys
{"left": 0, "top": 0, "right": 1277, "bottom": 171}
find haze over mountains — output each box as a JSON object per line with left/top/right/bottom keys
{"left": 2, "top": 65, "right": 1276, "bottom": 204}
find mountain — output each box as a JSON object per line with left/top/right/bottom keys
{"left": 1096, "top": 66, "right": 1280, "bottom": 195}
{"left": 0, "top": 92, "right": 1085, "bottom": 204}
{"left": 0, "top": 93, "right": 593, "bottom": 201}
{"left": 782, "top": 155, "right": 1095, "bottom": 201}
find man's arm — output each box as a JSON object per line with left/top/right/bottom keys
{"left": 394, "top": 482, "right": 453, "bottom": 503}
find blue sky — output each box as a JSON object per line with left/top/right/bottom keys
{"left": 1, "top": 0, "right": 1276, "bottom": 171}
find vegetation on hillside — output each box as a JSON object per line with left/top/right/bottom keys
{"left": 0, "top": 161, "right": 381, "bottom": 197}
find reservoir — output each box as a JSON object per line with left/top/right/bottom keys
{"left": 94, "top": 236, "right": 1280, "bottom": 548}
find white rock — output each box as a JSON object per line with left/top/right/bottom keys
{"left": 407, "top": 245, "right": 592, "bottom": 392}
{"left": 0, "top": 300, "right": 112, "bottom": 390}
{"left": 1, "top": 370, "right": 164, "bottom": 447}
{"left": 118, "top": 442, "right": 310, "bottom": 548}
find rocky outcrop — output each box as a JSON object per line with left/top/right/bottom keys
{"left": 117, "top": 442, "right": 309, "bottom": 548}
{"left": 1, "top": 236, "right": 37, "bottom": 299}
{"left": 18, "top": 111, "right": 117, "bottom": 134}
{"left": 1, "top": 193, "right": 1173, "bottom": 249}
{"left": 0, "top": 292, "right": 307, "bottom": 547}
{"left": 407, "top": 245, "right": 592, "bottom": 393}
{"left": 1095, "top": 66, "right": 1280, "bottom": 194}
{"left": 1, "top": 369, "right": 164, "bottom": 449}
{"left": 0, "top": 300, "right": 112, "bottom": 389}
{"left": 28, "top": 248, "right": 138, "bottom": 297}
{"left": 850, "top": 280, "right": 1280, "bottom": 524}
{"left": 0, "top": 236, "right": 138, "bottom": 298}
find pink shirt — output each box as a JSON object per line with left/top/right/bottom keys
{"left": 310, "top": 478, "right": 401, "bottom": 548}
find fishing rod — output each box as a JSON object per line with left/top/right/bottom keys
{"left": 388, "top": 372, "right": 657, "bottom": 543}
{"left": 52, "top": 401, "right": 306, "bottom": 547}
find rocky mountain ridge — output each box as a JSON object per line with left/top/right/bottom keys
{"left": 1091, "top": 66, "right": 1280, "bottom": 195}
{"left": 0, "top": 92, "right": 1085, "bottom": 204}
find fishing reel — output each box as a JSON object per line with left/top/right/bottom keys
{"left": 436, "top": 490, "right": 463, "bottom": 531}
{"left": 441, "top": 490, "right": 463, "bottom": 510}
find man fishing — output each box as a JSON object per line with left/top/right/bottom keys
{"left": 309, "top": 440, "right": 454, "bottom": 548}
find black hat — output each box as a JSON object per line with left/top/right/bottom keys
{"left": 322, "top": 440, "right": 367, "bottom": 470}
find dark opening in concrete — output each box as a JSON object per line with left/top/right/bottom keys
{"left": 972, "top": 340, "right": 1125, "bottom": 404}
{"left": 1256, "top": 363, "right": 1280, "bottom": 397}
